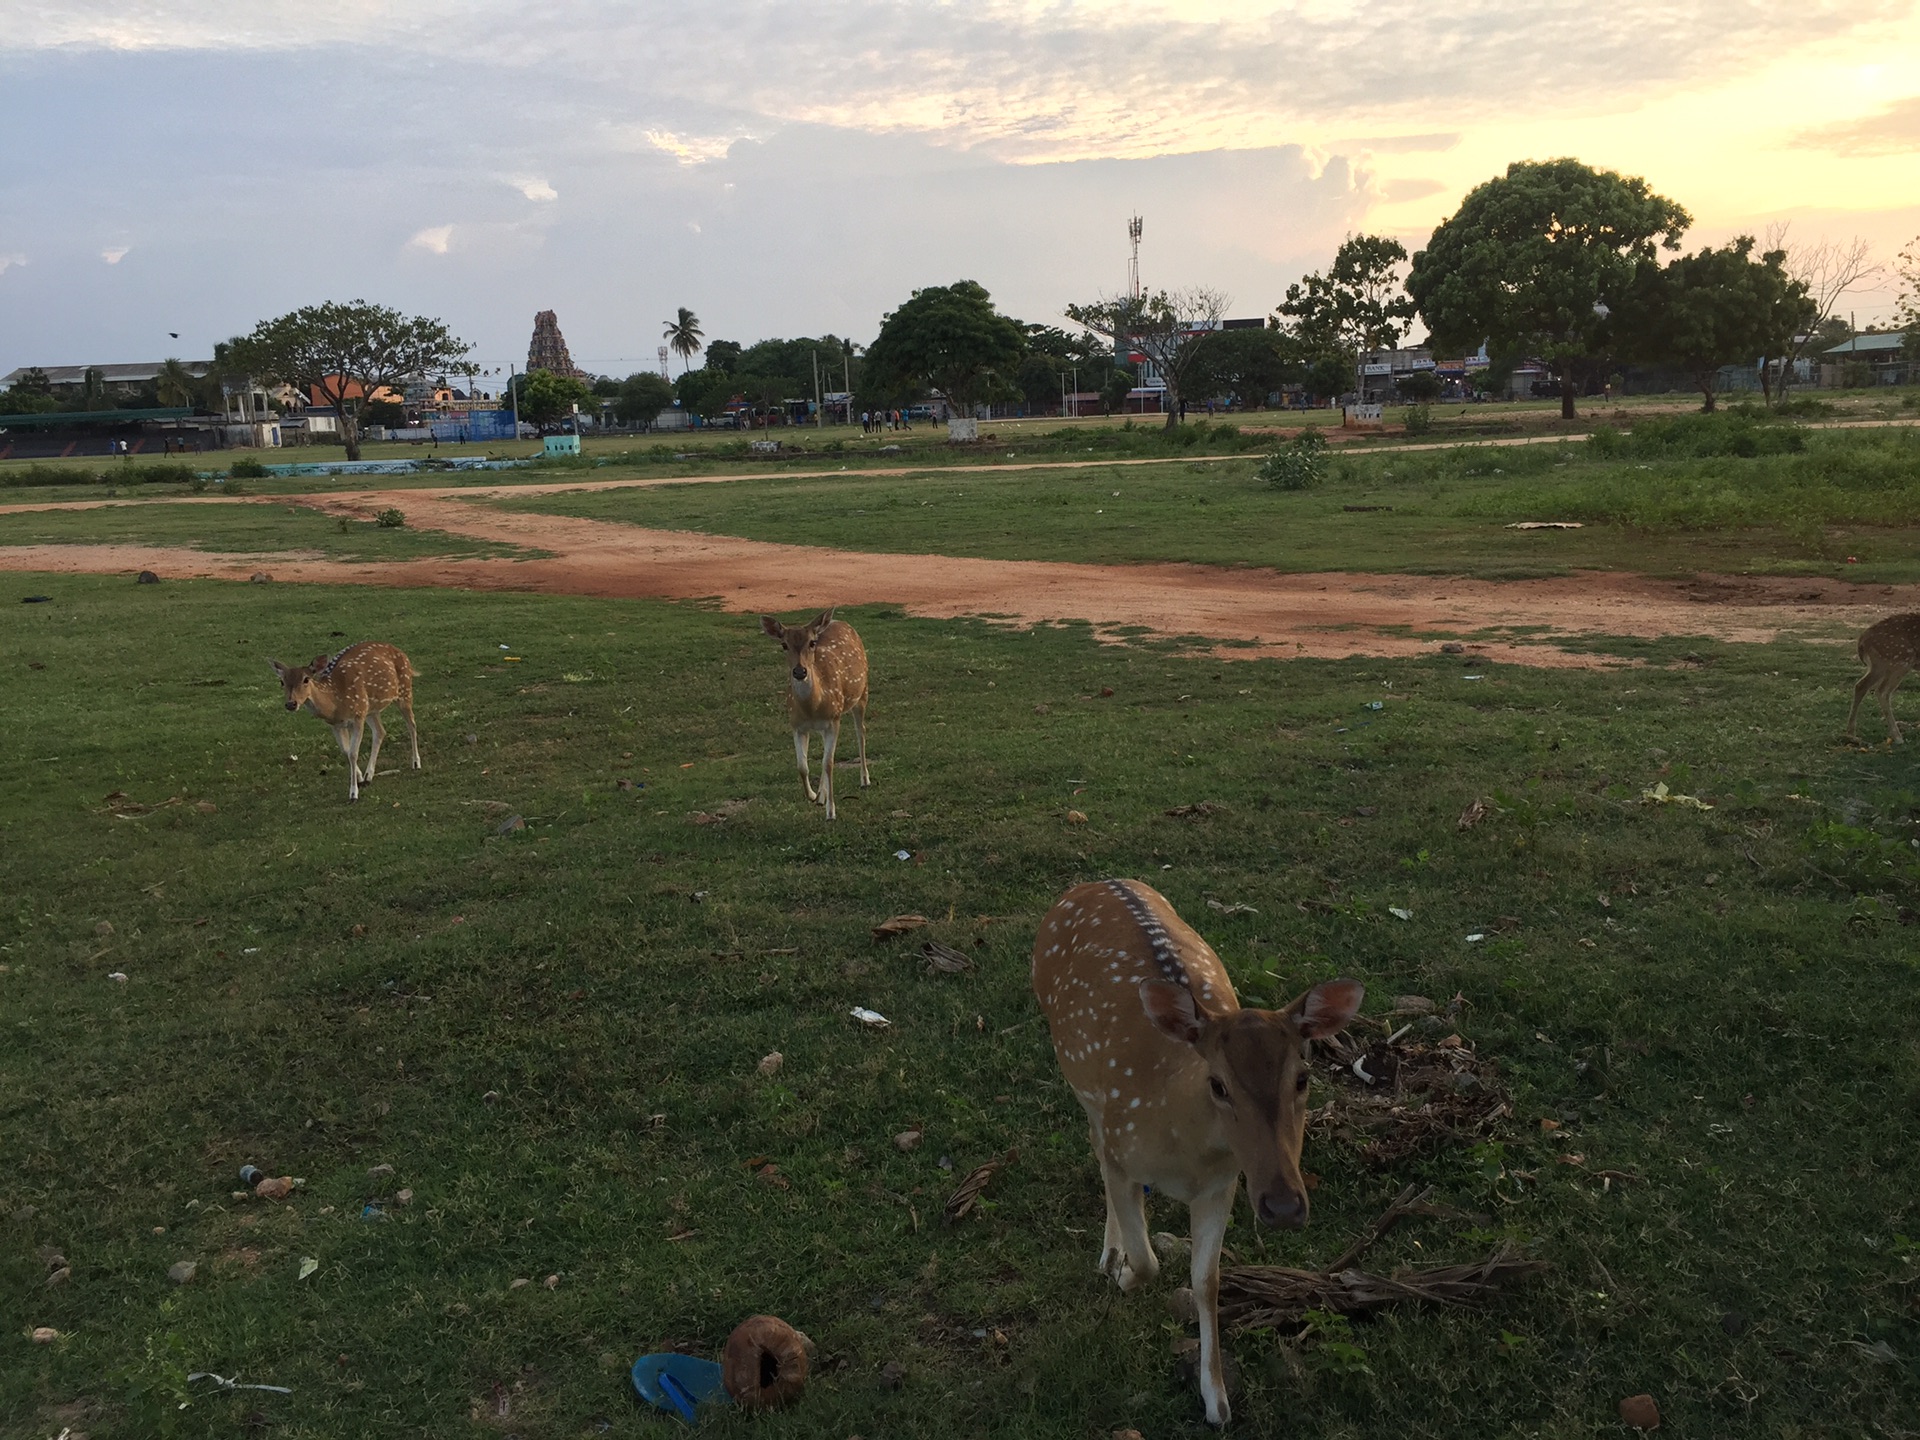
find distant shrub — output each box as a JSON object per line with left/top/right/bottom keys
{"left": 1403, "top": 405, "right": 1432, "bottom": 437}
{"left": 1587, "top": 424, "right": 1624, "bottom": 458}
{"left": 125, "top": 462, "right": 196, "bottom": 485}
{"left": 1259, "top": 429, "right": 1328, "bottom": 490}
{"left": 230, "top": 457, "right": 269, "bottom": 478}
{"left": 375, "top": 508, "right": 406, "bottom": 528}
{"left": 1, "top": 463, "right": 103, "bottom": 488}
{"left": 1625, "top": 412, "right": 1807, "bottom": 459}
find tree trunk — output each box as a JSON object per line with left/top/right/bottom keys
{"left": 1163, "top": 385, "right": 1179, "bottom": 430}
{"left": 1559, "top": 369, "right": 1578, "bottom": 421}
{"left": 1758, "top": 357, "right": 1774, "bottom": 408}
{"left": 1701, "top": 385, "right": 1717, "bottom": 413}
{"left": 341, "top": 407, "right": 362, "bottom": 462}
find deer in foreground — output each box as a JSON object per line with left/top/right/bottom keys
{"left": 1848, "top": 613, "right": 1920, "bottom": 744}
{"left": 269, "top": 642, "right": 419, "bottom": 801}
{"left": 760, "top": 608, "right": 869, "bottom": 820}
{"left": 1032, "top": 879, "right": 1363, "bottom": 1427}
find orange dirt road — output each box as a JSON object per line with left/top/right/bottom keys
{"left": 3, "top": 487, "right": 1908, "bottom": 665}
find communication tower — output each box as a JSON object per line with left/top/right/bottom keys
{"left": 1127, "top": 215, "right": 1143, "bottom": 300}
{"left": 657, "top": 345, "right": 671, "bottom": 379}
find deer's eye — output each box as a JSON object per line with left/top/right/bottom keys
{"left": 1207, "top": 1076, "right": 1229, "bottom": 1102}
{"left": 1295, "top": 1071, "right": 1311, "bottom": 1093}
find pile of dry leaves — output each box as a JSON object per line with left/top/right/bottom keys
{"left": 1307, "top": 999, "right": 1512, "bottom": 1164}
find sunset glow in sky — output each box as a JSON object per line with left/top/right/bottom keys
{"left": 3, "top": 1, "right": 1916, "bottom": 373}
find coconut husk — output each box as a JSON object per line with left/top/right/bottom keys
{"left": 1308, "top": 1027, "right": 1511, "bottom": 1163}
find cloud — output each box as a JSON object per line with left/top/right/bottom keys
{"left": 1381, "top": 179, "right": 1447, "bottom": 205}
{"left": 1796, "top": 95, "right": 1920, "bottom": 157}
{"left": 1341, "top": 133, "right": 1462, "bottom": 155}
{"left": 101, "top": 244, "right": 128, "bottom": 263}
{"left": 0, "top": 253, "right": 26, "bottom": 275}
{"left": 408, "top": 225, "right": 453, "bottom": 255}
{"left": 643, "top": 129, "right": 741, "bottom": 166}
{"left": 513, "top": 176, "right": 558, "bottom": 202}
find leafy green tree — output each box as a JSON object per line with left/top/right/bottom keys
{"left": 1394, "top": 368, "right": 1442, "bottom": 403}
{"left": 675, "top": 367, "right": 738, "bottom": 421}
{"left": 663, "top": 307, "right": 704, "bottom": 374}
{"left": 1275, "top": 234, "right": 1417, "bottom": 392}
{"left": 1188, "top": 327, "right": 1299, "bottom": 409}
{"left": 864, "top": 281, "right": 1026, "bottom": 430}
{"left": 705, "top": 340, "right": 743, "bottom": 374}
{"left": 1100, "top": 366, "right": 1136, "bottom": 416}
{"left": 1623, "top": 238, "right": 1814, "bottom": 412}
{"left": 614, "top": 372, "right": 676, "bottom": 430}
{"left": 230, "top": 300, "right": 468, "bottom": 460}
{"left": 154, "top": 358, "right": 199, "bottom": 409}
{"left": 513, "top": 369, "right": 593, "bottom": 427}
{"left": 1406, "top": 159, "right": 1690, "bottom": 419}
{"left": 1, "top": 366, "right": 60, "bottom": 415}
{"left": 1066, "top": 287, "right": 1227, "bottom": 428}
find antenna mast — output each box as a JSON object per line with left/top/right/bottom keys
{"left": 1127, "top": 215, "right": 1143, "bottom": 300}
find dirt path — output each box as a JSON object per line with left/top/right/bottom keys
{"left": 4, "top": 488, "right": 1907, "bottom": 665}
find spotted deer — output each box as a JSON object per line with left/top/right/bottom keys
{"left": 269, "top": 642, "right": 419, "bottom": 801}
{"left": 1032, "top": 879, "right": 1364, "bottom": 1427}
{"left": 1848, "top": 612, "right": 1920, "bottom": 744}
{"left": 759, "top": 608, "right": 869, "bottom": 820}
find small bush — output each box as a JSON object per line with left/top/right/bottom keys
{"left": 375, "top": 508, "right": 406, "bottom": 529}
{"left": 230, "top": 457, "right": 269, "bottom": 478}
{"left": 1626, "top": 412, "right": 1807, "bottom": 459}
{"left": 1403, "top": 405, "right": 1432, "bottom": 437}
{"left": 1, "top": 463, "right": 103, "bottom": 488}
{"left": 1587, "top": 424, "right": 1623, "bottom": 458}
{"left": 1259, "top": 429, "right": 1328, "bottom": 491}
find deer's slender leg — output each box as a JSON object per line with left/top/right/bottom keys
{"left": 1883, "top": 663, "right": 1910, "bottom": 743}
{"left": 1849, "top": 667, "right": 1875, "bottom": 739}
{"left": 819, "top": 719, "right": 840, "bottom": 820}
{"left": 402, "top": 697, "right": 420, "bottom": 769}
{"left": 1188, "top": 1181, "right": 1236, "bottom": 1428}
{"left": 793, "top": 728, "right": 816, "bottom": 802}
{"left": 364, "top": 711, "right": 385, "bottom": 782}
{"left": 330, "top": 723, "right": 360, "bottom": 793}
{"left": 1095, "top": 1147, "right": 1157, "bottom": 1293}
{"left": 852, "top": 700, "right": 871, "bottom": 788}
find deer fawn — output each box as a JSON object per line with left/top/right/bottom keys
{"left": 269, "top": 642, "right": 420, "bottom": 801}
{"left": 1848, "top": 613, "right": 1920, "bottom": 744}
{"left": 760, "top": 608, "right": 869, "bottom": 820}
{"left": 1033, "top": 879, "right": 1363, "bottom": 1427}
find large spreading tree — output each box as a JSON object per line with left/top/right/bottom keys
{"left": 1065, "top": 287, "right": 1228, "bottom": 428}
{"left": 1275, "top": 234, "right": 1417, "bottom": 394}
{"left": 1624, "top": 238, "right": 1814, "bottom": 411}
{"left": 863, "top": 281, "right": 1026, "bottom": 436}
{"left": 1406, "top": 159, "right": 1690, "bottom": 419}
{"left": 231, "top": 300, "right": 468, "bottom": 459}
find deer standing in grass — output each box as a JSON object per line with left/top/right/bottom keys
{"left": 269, "top": 642, "right": 419, "bottom": 801}
{"left": 1848, "top": 613, "right": 1920, "bottom": 744}
{"left": 1032, "top": 879, "right": 1363, "bottom": 1427}
{"left": 759, "top": 608, "right": 868, "bottom": 820}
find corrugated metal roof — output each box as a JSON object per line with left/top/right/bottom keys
{"left": 2, "top": 362, "right": 212, "bottom": 386}
{"left": 1822, "top": 334, "right": 1909, "bottom": 355}
{"left": 0, "top": 407, "right": 194, "bottom": 428}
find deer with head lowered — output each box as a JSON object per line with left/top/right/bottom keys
{"left": 269, "top": 642, "right": 419, "bottom": 801}
{"left": 1032, "top": 878, "right": 1364, "bottom": 1427}
{"left": 1848, "top": 612, "right": 1920, "bottom": 744}
{"left": 759, "top": 608, "right": 869, "bottom": 820}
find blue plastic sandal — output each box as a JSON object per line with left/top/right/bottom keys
{"left": 631, "top": 1353, "right": 728, "bottom": 1422}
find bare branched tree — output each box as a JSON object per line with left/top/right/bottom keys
{"left": 1760, "top": 225, "right": 1880, "bottom": 404}
{"left": 1065, "top": 286, "right": 1228, "bottom": 428}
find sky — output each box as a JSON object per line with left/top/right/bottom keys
{"left": 2, "top": 0, "right": 1917, "bottom": 379}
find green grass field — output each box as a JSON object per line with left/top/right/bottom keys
{"left": 0, "top": 501, "right": 538, "bottom": 564}
{"left": 5, "top": 573, "right": 1919, "bottom": 1438}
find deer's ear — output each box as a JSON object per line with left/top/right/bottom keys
{"left": 1139, "top": 980, "right": 1208, "bottom": 1046}
{"left": 760, "top": 615, "right": 784, "bottom": 639}
{"left": 812, "top": 607, "right": 836, "bottom": 631}
{"left": 1286, "top": 979, "right": 1365, "bottom": 1040}
{"left": 267, "top": 658, "right": 287, "bottom": 679}
{"left": 310, "top": 655, "right": 328, "bottom": 670}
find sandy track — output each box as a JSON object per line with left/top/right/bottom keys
{"left": 3, "top": 488, "right": 1908, "bottom": 665}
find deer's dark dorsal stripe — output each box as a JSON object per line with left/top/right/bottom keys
{"left": 1104, "top": 878, "right": 1191, "bottom": 989}
{"left": 313, "top": 646, "right": 352, "bottom": 682}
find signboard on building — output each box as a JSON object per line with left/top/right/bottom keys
{"left": 429, "top": 409, "right": 517, "bottom": 443}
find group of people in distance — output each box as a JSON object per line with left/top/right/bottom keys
{"left": 860, "top": 408, "right": 911, "bottom": 433}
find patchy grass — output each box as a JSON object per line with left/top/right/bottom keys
{"left": 493, "top": 425, "right": 1920, "bottom": 583}
{"left": 0, "top": 500, "right": 539, "bottom": 563}
{"left": 4, "top": 575, "right": 1919, "bottom": 1438}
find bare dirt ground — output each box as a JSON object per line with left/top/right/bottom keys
{"left": 4, "top": 487, "right": 1910, "bottom": 665}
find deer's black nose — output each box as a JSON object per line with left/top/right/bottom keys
{"left": 791, "top": 665, "right": 808, "bottom": 682}
{"left": 1257, "top": 1189, "right": 1307, "bottom": 1228}
{"left": 285, "top": 701, "right": 299, "bottom": 711}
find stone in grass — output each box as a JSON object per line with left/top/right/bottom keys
{"left": 1151, "top": 1231, "right": 1191, "bottom": 1266}
{"left": 94, "top": 920, "right": 114, "bottom": 938}
{"left": 757, "top": 1052, "right": 784, "bottom": 1077}
{"left": 1619, "top": 1394, "right": 1661, "bottom": 1431}
{"left": 1167, "top": 1287, "right": 1198, "bottom": 1324}
{"left": 878, "top": 1360, "right": 906, "bottom": 1390}
{"left": 893, "top": 1129, "right": 923, "bottom": 1152}
{"left": 168, "top": 1260, "right": 198, "bottom": 1285}
{"left": 253, "top": 1176, "right": 294, "bottom": 1201}
{"left": 137, "top": 571, "right": 160, "bottom": 585}
{"left": 31, "top": 1327, "right": 59, "bottom": 1344}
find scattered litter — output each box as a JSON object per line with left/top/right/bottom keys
{"left": 168, "top": 1260, "right": 197, "bottom": 1284}
{"left": 1457, "top": 798, "right": 1490, "bottom": 831}
{"left": 1389, "top": 907, "right": 1413, "bottom": 921}
{"left": 1166, "top": 802, "right": 1226, "bottom": 818}
{"left": 895, "top": 1129, "right": 924, "bottom": 1152}
{"left": 482, "top": 1090, "right": 500, "bottom": 1105}
{"left": 499, "top": 644, "right": 510, "bottom": 650}
{"left": 893, "top": 849, "right": 912, "bottom": 861}
{"left": 250, "top": 571, "right": 273, "bottom": 584}
{"left": 723, "top": 1315, "right": 809, "bottom": 1409}
{"left": 1641, "top": 782, "right": 1712, "bottom": 810}
{"left": 495, "top": 814, "right": 526, "bottom": 835}
{"left": 188, "top": 1371, "right": 293, "bottom": 1396}
{"left": 395, "top": 1189, "right": 412, "bottom": 1205}
{"left": 22, "top": 595, "right": 53, "bottom": 604}
{"left": 368, "top": 1163, "right": 395, "bottom": 1179}
{"left": 921, "top": 940, "right": 973, "bottom": 974}
{"left": 242, "top": 947, "right": 259, "bottom": 955}
{"left": 254, "top": 1176, "right": 295, "bottom": 1201}
{"left": 1364, "top": 700, "right": 1384, "bottom": 711}
{"left": 361, "top": 1204, "right": 385, "bottom": 1222}
{"left": 31, "top": 1327, "right": 59, "bottom": 1343}
{"left": 297, "top": 1257, "right": 319, "bottom": 1280}
{"left": 757, "top": 1052, "right": 785, "bottom": 1077}
{"left": 1505, "top": 521, "right": 1583, "bottom": 530}
{"left": 1618, "top": 1394, "right": 1662, "bottom": 1431}
{"left": 850, "top": 1007, "right": 890, "bottom": 1027}
{"left": 1206, "top": 899, "right": 1258, "bottom": 917}
{"left": 544, "top": 1273, "right": 560, "bottom": 1290}
{"left": 1462, "top": 674, "right": 1484, "bottom": 681}
{"left": 107, "top": 972, "right": 128, "bottom": 983}
{"left": 510, "top": 1277, "right": 530, "bottom": 1289}
{"left": 943, "top": 1148, "right": 1017, "bottom": 1225}
{"left": 871, "top": 914, "right": 929, "bottom": 941}
{"left": 1066, "top": 809, "right": 1088, "bottom": 824}
{"left": 1465, "top": 933, "right": 1486, "bottom": 943}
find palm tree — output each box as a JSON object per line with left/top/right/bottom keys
{"left": 663, "top": 307, "right": 704, "bottom": 374}
{"left": 154, "top": 358, "right": 199, "bottom": 409}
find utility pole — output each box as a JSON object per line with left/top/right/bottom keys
{"left": 509, "top": 364, "right": 520, "bottom": 438}
{"left": 812, "top": 349, "right": 823, "bottom": 429}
